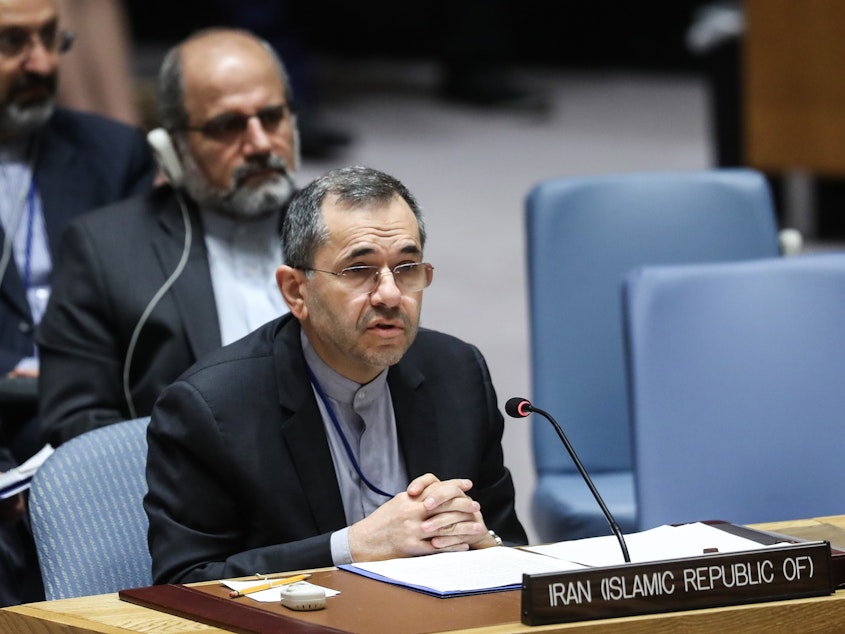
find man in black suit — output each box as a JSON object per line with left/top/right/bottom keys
{"left": 0, "top": 0, "right": 155, "bottom": 606}
{"left": 145, "top": 165, "right": 526, "bottom": 583}
{"left": 37, "top": 27, "right": 298, "bottom": 446}
{"left": 0, "top": 0, "right": 155, "bottom": 440}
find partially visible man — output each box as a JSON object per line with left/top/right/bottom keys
{"left": 0, "top": 0, "right": 156, "bottom": 444}
{"left": 0, "top": 0, "right": 155, "bottom": 606}
{"left": 145, "top": 165, "right": 526, "bottom": 583}
{"left": 37, "top": 27, "right": 298, "bottom": 447}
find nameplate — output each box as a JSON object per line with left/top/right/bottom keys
{"left": 521, "top": 541, "right": 833, "bottom": 626}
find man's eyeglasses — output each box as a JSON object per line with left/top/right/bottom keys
{"left": 307, "top": 263, "right": 434, "bottom": 294}
{"left": 178, "top": 104, "right": 293, "bottom": 143}
{"left": 0, "top": 24, "right": 74, "bottom": 58}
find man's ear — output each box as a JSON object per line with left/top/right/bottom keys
{"left": 276, "top": 265, "right": 308, "bottom": 319}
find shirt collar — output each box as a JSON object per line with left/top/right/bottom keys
{"left": 199, "top": 207, "right": 281, "bottom": 245}
{"left": 0, "top": 135, "right": 32, "bottom": 164}
{"left": 301, "top": 330, "right": 388, "bottom": 407}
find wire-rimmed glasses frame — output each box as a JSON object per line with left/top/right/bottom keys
{"left": 305, "top": 262, "right": 434, "bottom": 294}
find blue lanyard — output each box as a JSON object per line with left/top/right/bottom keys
{"left": 22, "top": 180, "right": 35, "bottom": 291}
{"left": 306, "top": 364, "right": 395, "bottom": 499}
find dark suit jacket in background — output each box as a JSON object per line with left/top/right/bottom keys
{"left": 0, "top": 108, "right": 156, "bottom": 374}
{"left": 145, "top": 314, "right": 527, "bottom": 584}
{"left": 36, "top": 185, "right": 223, "bottom": 447}
{"left": 0, "top": 107, "right": 155, "bottom": 608}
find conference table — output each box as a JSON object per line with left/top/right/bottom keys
{"left": 2, "top": 516, "right": 845, "bottom": 634}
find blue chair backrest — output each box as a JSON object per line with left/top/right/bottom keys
{"left": 525, "top": 168, "right": 779, "bottom": 478}
{"left": 623, "top": 254, "right": 845, "bottom": 528}
{"left": 29, "top": 417, "right": 152, "bottom": 599}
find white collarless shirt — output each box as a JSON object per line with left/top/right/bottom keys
{"left": 200, "top": 208, "right": 288, "bottom": 345}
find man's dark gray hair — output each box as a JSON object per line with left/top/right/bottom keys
{"left": 156, "top": 27, "right": 294, "bottom": 132}
{"left": 282, "top": 166, "right": 426, "bottom": 270}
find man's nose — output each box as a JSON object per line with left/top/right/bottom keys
{"left": 21, "top": 37, "right": 55, "bottom": 75}
{"left": 242, "top": 116, "right": 273, "bottom": 155}
{"left": 369, "top": 269, "right": 402, "bottom": 306}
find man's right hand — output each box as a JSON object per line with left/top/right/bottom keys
{"left": 347, "top": 473, "right": 489, "bottom": 562}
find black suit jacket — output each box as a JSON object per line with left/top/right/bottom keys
{"left": 0, "top": 108, "right": 156, "bottom": 373}
{"left": 145, "top": 314, "right": 527, "bottom": 583}
{"left": 36, "top": 186, "right": 222, "bottom": 446}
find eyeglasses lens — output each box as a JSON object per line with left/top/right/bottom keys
{"left": 0, "top": 25, "right": 71, "bottom": 57}
{"left": 341, "top": 264, "right": 432, "bottom": 293}
{"left": 199, "top": 105, "right": 288, "bottom": 142}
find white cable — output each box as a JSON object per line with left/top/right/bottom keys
{"left": 122, "top": 192, "right": 192, "bottom": 419}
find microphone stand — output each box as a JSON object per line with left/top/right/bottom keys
{"left": 528, "top": 403, "right": 631, "bottom": 563}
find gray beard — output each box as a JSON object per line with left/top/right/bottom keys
{"left": 222, "top": 174, "right": 295, "bottom": 219}
{"left": 184, "top": 167, "right": 295, "bottom": 220}
{"left": 0, "top": 98, "right": 55, "bottom": 139}
{"left": 178, "top": 142, "right": 295, "bottom": 220}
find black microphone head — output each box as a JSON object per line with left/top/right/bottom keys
{"left": 505, "top": 397, "right": 532, "bottom": 418}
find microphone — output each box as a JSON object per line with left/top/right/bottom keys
{"left": 506, "top": 397, "right": 631, "bottom": 563}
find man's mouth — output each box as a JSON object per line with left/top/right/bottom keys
{"left": 238, "top": 168, "right": 283, "bottom": 187}
{"left": 368, "top": 320, "right": 404, "bottom": 333}
{"left": 234, "top": 156, "right": 290, "bottom": 188}
{"left": 9, "top": 75, "right": 56, "bottom": 104}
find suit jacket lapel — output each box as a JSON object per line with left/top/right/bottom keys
{"left": 0, "top": 252, "right": 29, "bottom": 321}
{"left": 152, "top": 193, "right": 221, "bottom": 360}
{"left": 34, "top": 119, "right": 99, "bottom": 253}
{"left": 389, "top": 359, "right": 444, "bottom": 480}
{"left": 273, "top": 318, "right": 347, "bottom": 532}
{"left": 0, "top": 124, "right": 79, "bottom": 319}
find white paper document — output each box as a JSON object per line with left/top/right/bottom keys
{"left": 338, "top": 523, "right": 788, "bottom": 598}
{"left": 0, "top": 444, "right": 54, "bottom": 500}
{"left": 523, "top": 522, "right": 788, "bottom": 567}
{"left": 340, "top": 546, "right": 583, "bottom": 597}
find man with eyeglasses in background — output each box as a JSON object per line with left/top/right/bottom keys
{"left": 144, "top": 165, "right": 527, "bottom": 582}
{"left": 0, "top": 0, "right": 155, "bottom": 607}
{"left": 36, "top": 27, "right": 298, "bottom": 448}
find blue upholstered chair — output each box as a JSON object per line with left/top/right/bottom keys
{"left": 29, "top": 417, "right": 152, "bottom": 599}
{"left": 623, "top": 253, "right": 845, "bottom": 529}
{"left": 525, "top": 168, "right": 780, "bottom": 543}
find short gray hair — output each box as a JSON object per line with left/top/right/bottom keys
{"left": 282, "top": 166, "right": 426, "bottom": 270}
